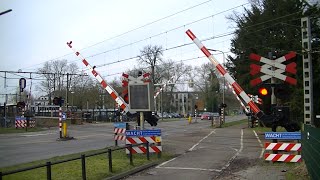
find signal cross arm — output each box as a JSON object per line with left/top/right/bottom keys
{"left": 249, "top": 52, "right": 297, "bottom": 86}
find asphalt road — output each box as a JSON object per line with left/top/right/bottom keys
{"left": 0, "top": 114, "right": 247, "bottom": 168}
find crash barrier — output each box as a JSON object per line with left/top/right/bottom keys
{"left": 125, "top": 129, "right": 162, "bottom": 157}
{"left": 302, "top": 125, "right": 320, "bottom": 180}
{"left": 0, "top": 142, "right": 153, "bottom": 180}
{"left": 264, "top": 132, "right": 301, "bottom": 163}
{"left": 114, "top": 122, "right": 128, "bottom": 146}
{"left": 15, "top": 117, "right": 35, "bottom": 128}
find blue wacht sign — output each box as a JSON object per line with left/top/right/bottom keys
{"left": 264, "top": 132, "right": 301, "bottom": 140}
{"left": 125, "top": 129, "right": 161, "bottom": 137}
{"left": 113, "top": 122, "right": 127, "bottom": 128}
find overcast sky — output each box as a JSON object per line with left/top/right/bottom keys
{"left": 0, "top": 0, "right": 249, "bottom": 103}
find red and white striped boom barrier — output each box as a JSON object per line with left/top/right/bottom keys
{"left": 186, "top": 29, "right": 262, "bottom": 117}
{"left": 67, "top": 41, "right": 129, "bottom": 113}
{"left": 154, "top": 76, "right": 174, "bottom": 99}
{"left": 264, "top": 142, "right": 302, "bottom": 162}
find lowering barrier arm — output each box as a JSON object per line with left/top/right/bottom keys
{"left": 66, "top": 41, "right": 129, "bottom": 113}
{"left": 185, "top": 29, "right": 300, "bottom": 132}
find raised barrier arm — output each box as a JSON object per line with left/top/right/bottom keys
{"left": 185, "top": 29, "right": 300, "bottom": 131}
{"left": 67, "top": 41, "right": 129, "bottom": 113}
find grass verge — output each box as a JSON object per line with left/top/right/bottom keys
{"left": 0, "top": 147, "right": 173, "bottom": 180}
{"left": 221, "top": 119, "right": 247, "bottom": 128}
{"left": 0, "top": 127, "right": 44, "bottom": 134}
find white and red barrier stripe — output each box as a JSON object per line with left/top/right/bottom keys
{"left": 126, "top": 136, "right": 161, "bottom": 144}
{"left": 264, "top": 153, "right": 301, "bottom": 162}
{"left": 67, "top": 41, "right": 129, "bottom": 113}
{"left": 114, "top": 127, "right": 126, "bottom": 141}
{"left": 126, "top": 136, "right": 162, "bottom": 154}
{"left": 15, "top": 120, "right": 36, "bottom": 128}
{"left": 265, "top": 142, "right": 301, "bottom": 151}
{"left": 126, "top": 146, "right": 162, "bottom": 154}
{"left": 227, "top": 83, "right": 249, "bottom": 114}
{"left": 154, "top": 77, "right": 174, "bottom": 99}
{"left": 186, "top": 29, "right": 261, "bottom": 115}
{"left": 114, "top": 135, "right": 126, "bottom": 141}
{"left": 114, "top": 128, "right": 126, "bottom": 134}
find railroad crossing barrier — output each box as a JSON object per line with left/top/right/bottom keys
{"left": 125, "top": 129, "right": 162, "bottom": 156}
{"left": 114, "top": 122, "right": 128, "bottom": 146}
{"left": 15, "top": 116, "right": 35, "bottom": 128}
{"left": 264, "top": 132, "right": 301, "bottom": 163}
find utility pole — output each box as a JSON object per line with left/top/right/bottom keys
{"left": 301, "top": 17, "right": 313, "bottom": 125}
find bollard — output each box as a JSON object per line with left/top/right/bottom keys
{"left": 188, "top": 116, "right": 192, "bottom": 124}
{"left": 81, "top": 155, "right": 86, "bottom": 180}
{"left": 146, "top": 142, "right": 150, "bottom": 160}
{"left": 46, "top": 161, "right": 52, "bottom": 180}
{"left": 108, "top": 149, "right": 112, "bottom": 172}
{"left": 129, "top": 144, "right": 133, "bottom": 165}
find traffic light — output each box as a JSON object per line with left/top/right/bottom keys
{"left": 274, "top": 84, "right": 290, "bottom": 100}
{"left": 220, "top": 103, "right": 227, "bottom": 108}
{"left": 258, "top": 87, "right": 269, "bottom": 96}
{"left": 140, "top": 111, "right": 158, "bottom": 126}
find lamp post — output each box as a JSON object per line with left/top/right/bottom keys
{"left": 207, "top": 49, "right": 226, "bottom": 125}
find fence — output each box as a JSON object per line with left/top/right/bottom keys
{"left": 0, "top": 142, "right": 152, "bottom": 180}
{"left": 302, "top": 125, "right": 320, "bottom": 180}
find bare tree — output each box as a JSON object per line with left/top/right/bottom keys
{"left": 137, "top": 45, "right": 163, "bottom": 83}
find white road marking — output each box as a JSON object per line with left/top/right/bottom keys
{"left": 253, "top": 130, "right": 264, "bottom": 158}
{"left": 220, "top": 129, "right": 243, "bottom": 171}
{"left": 20, "top": 132, "right": 56, "bottom": 137}
{"left": 156, "top": 130, "right": 216, "bottom": 168}
{"left": 188, "top": 130, "right": 216, "bottom": 151}
{"left": 157, "top": 166, "right": 221, "bottom": 172}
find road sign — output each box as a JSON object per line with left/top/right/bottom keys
{"left": 265, "top": 132, "right": 301, "bottom": 140}
{"left": 249, "top": 52, "right": 297, "bottom": 86}
{"left": 114, "top": 122, "right": 127, "bottom": 128}
{"left": 125, "top": 129, "right": 161, "bottom": 137}
{"left": 62, "top": 112, "right": 66, "bottom": 120}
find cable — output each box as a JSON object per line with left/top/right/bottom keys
{"left": 20, "top": 0, "right": 216, "bottom": 70}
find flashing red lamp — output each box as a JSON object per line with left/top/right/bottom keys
{"left": 259, "top": 87, "right": 269, "bottom": 96}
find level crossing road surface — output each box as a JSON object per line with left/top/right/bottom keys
{"left": 0, "top": 114, "right": 247, "bottom": 169}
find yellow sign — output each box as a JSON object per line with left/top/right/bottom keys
{"left": 155, "top": 137, "right": 161, "bottom": 143}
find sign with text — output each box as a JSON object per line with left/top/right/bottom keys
{"left": 114, "top": 122, "right": 127, "bottom": 128}
{"left": 125, "top": 129, "right": 161, "bottom": 137}
{"left": 265, "top": 132, "right": 301, "bottom": 140}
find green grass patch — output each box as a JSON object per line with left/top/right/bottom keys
{"left": 0, "top": 127, "right": 44, "bottom": 134}
{"left": 221, "top": 119, "right": 247, "bottom": 128}
{"left": 0, "top": 147, "right": 173, "bottom": 180}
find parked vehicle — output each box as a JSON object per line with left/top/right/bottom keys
{"left": 200, "top": 112, "right": 219, "bottom": 120}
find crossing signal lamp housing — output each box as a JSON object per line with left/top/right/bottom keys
{"left": 259, "top": 87, "right": 269, "bottom": 96}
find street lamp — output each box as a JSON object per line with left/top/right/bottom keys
{"left": 207, "top": 49, "right": 226, "bottom": 125}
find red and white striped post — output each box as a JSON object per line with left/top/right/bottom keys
{"left": 67, "top": 41, "right": 129, "bottom": 114}
{"left": 185, "top": 29, "right": 262, "bottom": 118}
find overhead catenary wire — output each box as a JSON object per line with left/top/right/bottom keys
{"left": 20, "top": 0, "right": 219, "bottom": 71}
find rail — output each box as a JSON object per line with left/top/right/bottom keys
{"left": 0, "top": 142, "right": 151, "bottom": 180}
